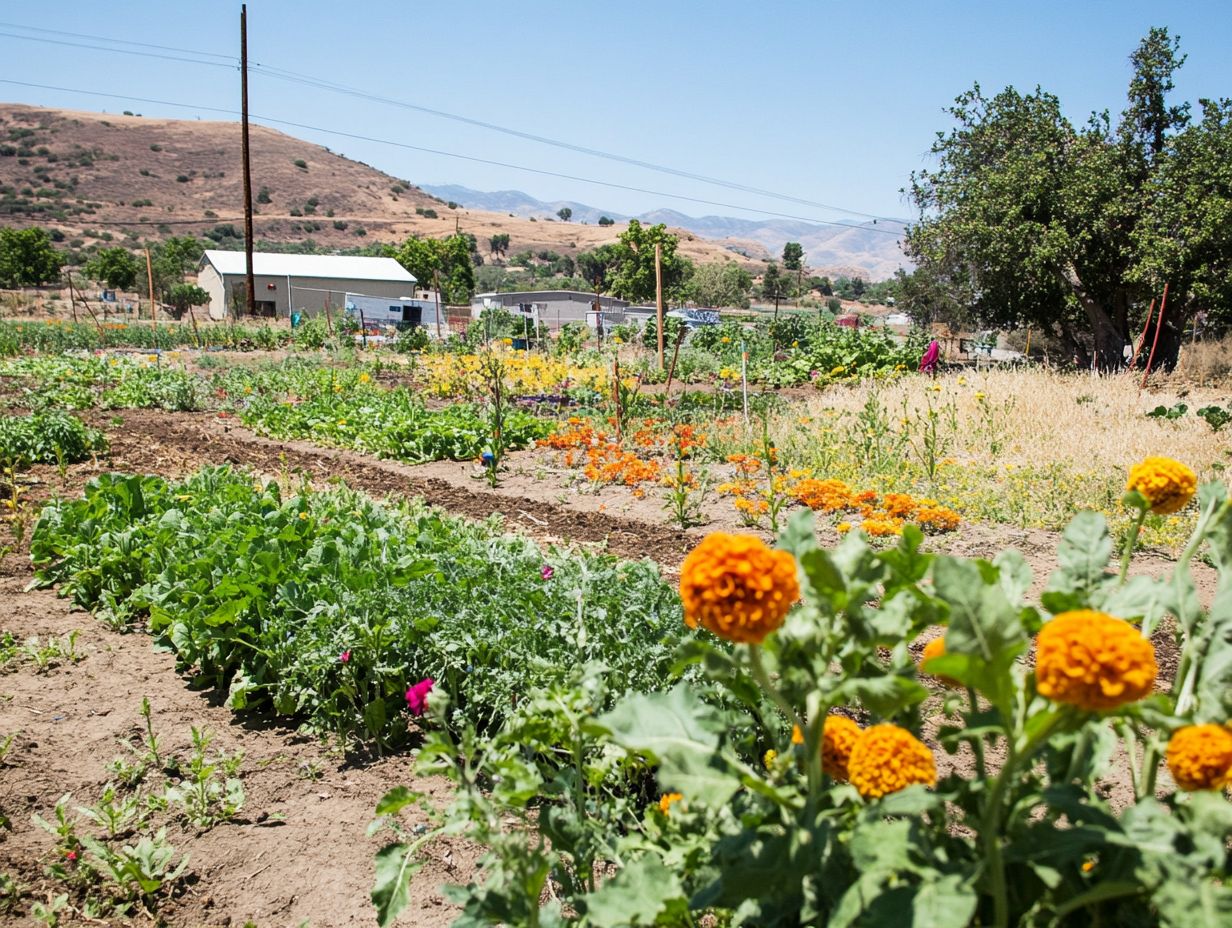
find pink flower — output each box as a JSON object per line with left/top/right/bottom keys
{"left": 339, "top": 650, "right": 351, "bottom": 664}
{"left": 65, "top": 850, "right": 77, "bottom": 862}
{"left": 405, "top": 678, "right": 434, "bottom": 716}
{"left": 541, "top": 564, "right": 554, "bottom": 581}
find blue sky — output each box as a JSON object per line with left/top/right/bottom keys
{"left": 1, "top": 1, "right": 1229, "bottom": 225}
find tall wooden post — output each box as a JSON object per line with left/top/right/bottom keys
{"left": 144, "top": 247, "right": 156, "bottom": 322}
{"left": 654, "top": 242, "right": 664, "bottom": 370}
{"left": 240, "top": 4, "right": 256, "bottom": 318}
{"left": 433, "top": 270, "right": 443, "bottom": 340}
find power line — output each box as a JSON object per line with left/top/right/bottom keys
{"left": 0, "top": 20, "right": 237, "bottom": 61}
{"left": 0, "top": 78, "right": 908, "bottom": 238}
{"left": 0, "top": 31, "right": 235, "bottom": 70}
{"left": 0, "top": 23, "right": 911, "bottom": 226}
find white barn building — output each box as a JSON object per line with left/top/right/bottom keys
{"left": 198, "top": 250, "right": 432, "bottom": 321}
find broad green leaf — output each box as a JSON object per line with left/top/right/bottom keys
{"left": 1047, "top": 511, "right": 1113, "bottom": 598}
{"left": 372, "top": 842, "right": 419, "bottom": 928}
{"left": 581, "top": 855, "right": 685, "bottom": 927}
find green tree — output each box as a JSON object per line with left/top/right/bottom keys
{"left": 689, "top": 262, "right": 752, "bottom": 308}
{"left": 761, "top": 262, "right": 787, "bottom": 305}
{"left": 905, "top": 27, "right": 1221, "bottom": 370}
{"left": 607, "top": 220, "right": 691, "bottom": 302}
{"left": 145, "top": 236, "right": 205, "bottom": 299}
{"left": 782, "top": 242, "right": 804, "bottom": 271}
{"left": 575, "top": 245, "right": 620, "bottom": 290}
{"left": 598, "top": 216, "right": 615, "bottom": 227}
{"left": 488, "top": 233, "right": 510, "bottom": 257}
{"left": 556, "top": 207, "right": 572, "bottom": 222}
{"left": 0, "top": 226, "right": 63, "bottom": 288}
{"left": 391, "top": 234, "right": 475, "bottom": 304}
{"left": 84, "top": 247, "right": 140, "bottom": 291}
{"left": 851, "top": 276, "right": 866, "bottom": 299}
{"left": 166, "top": 282, "right": 210, "bottom": 317}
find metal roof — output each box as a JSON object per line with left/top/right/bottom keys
{"left": 201, "top": 250, "right": 416, "bottom": 284}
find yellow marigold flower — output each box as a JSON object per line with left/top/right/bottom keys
{"left": 1166, "top": 723, "right": 1232, "bottom": 791}
{"left": 1035, "top": 611, "right": 1157, "bottom": 711}
{"left": 763, "top": 748, "right": 778, "bottom": 769}
{"left": 358, "top": 372, "right": 371, "bottom": 383}
{"left": 680, "top": 534, "right": 798, "bottom": 644}
{"left": 658, "top": 792, "right": 683, "bottom": 815}
{"left": 822, "top": 715, "right": 862, "bottom": 780}
{"left": 836, "top": 521, "right": 852, "bottom": 534}
{"left": 920, "top": 636, "right": 960, "bottom": 688}
{"left": 847, "top": 724, "right": 936, "bottom": 799}
{"left": 791, "top": 724, "right": 804, "bottom": 745}
{"left": 1126, "top": 457, "right": 1197, "bottom": 515}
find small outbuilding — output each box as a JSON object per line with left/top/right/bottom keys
{"left": 471, "top": 290, "right": 630, "bottom": 330}
{"left": 198, "top": 250, "right": 429, "bottom": 321}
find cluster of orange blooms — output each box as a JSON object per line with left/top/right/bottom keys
{"left": 715, "top": 466, "right": 961, "bottom": 535}
{"left": 539, "top": 417, "right": 708, "bottom": 492}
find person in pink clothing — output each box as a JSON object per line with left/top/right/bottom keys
{"left": 919, "top": 339, "right": 941, "bottom": 376}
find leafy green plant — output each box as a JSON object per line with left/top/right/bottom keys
{"left": 373, "top": 482, "right": 1232, "bottom": 927}
{"left": 163, "top": 726, "right": 244, "bottom": 828}
{"left": 0, "top": 413, "right": 106, "bottom": 470}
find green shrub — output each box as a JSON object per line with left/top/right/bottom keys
{"left": 0, "top": 412, "right": 106, "bottom": 469}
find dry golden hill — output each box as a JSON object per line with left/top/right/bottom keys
{"left": 0, "top": 103, "right": 768, "bottom": 268}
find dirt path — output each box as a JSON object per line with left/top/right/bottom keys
{"left": 0, "top": 573, "right": 474, "bottom": 927}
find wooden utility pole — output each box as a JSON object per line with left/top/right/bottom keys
{"left": 433, "top": 270, "right": 443, "bottom": 340}
{"left": 144, "top": 247, "right": 156, "bottom": 322}
{"left": 240, "top": 4, "right": 256, "bottom": 318}
{"left": 654, "top": 242, "right": 664, "bottom": 370}
{"left": 66, "top": 273, "right": 106, "bottom": 344}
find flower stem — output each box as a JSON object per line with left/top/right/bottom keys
{"left": 1118, "top": 507, "right": 1147, "bottom": 584}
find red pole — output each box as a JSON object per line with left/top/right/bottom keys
{"left": 1141, "top": 283, "right": 1169, "bottom": 388}
{"left": 1127, "top": 297, "right": 1156, "bottom": 372}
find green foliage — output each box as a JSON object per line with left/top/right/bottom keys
{"left": 375, "top": 498, "right": 1232, "bottom": 926}
{"left": 83, "top": 247, "right": 140, "bottom": 291}
{"left": 391, "top": 234, "right": 475, "bottom": 303}
{"left": 0, "top": 226, "right": 63, "bottom": 287}
{"left": 557, "top": 207, "right": 572, "bottom": 222}
{"left": 689, "top": 262, "right": 752, "bottom": 309}
{"left": 606, "top": 221, "right": 691, "bottom": 303}
{"left": 32, "top": 468, "right": 692, "bottom": 749}
{"left": 907, "top": 28, "right": 1228, "bottom": 369}
{"left": 782, "top": 242, "right": 804, "bottom": 271}
{"left": 165, "top": 283, "right": 209, "bottom": 315}
{"left": 0, "top": 413, "right": 106, "bottom": 470}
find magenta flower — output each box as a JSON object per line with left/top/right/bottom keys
{"left": 541, "top": 564, "right": 554, "bottom": 581}
{"left": 405, "top": 678, "right": 434, "bottom": 716}
{"left": 339, "top": 650, "right": 351, "bottom": 664}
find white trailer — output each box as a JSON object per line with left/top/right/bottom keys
{"left": 344, "top": 293, "right": 445, "bottom": 337}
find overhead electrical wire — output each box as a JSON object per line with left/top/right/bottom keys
{"left": 0, "top": 78, "right": 908, "bottom": 238}
{"left": 0, "top": 22, "right": 911, "bottom": 228}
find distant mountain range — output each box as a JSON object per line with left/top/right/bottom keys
{"left": 423, "top": 184, "right": 913, "bottom": 280}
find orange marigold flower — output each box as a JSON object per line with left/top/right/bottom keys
{"left": 920, "top": 636, "right": 960, "bottom": 688}
{"left": 822, "top": 715, "right": 862, "bottom": 780}
{"left": 881, "top": 492, "right": 919, "bottom": 519}
{"left": 791, "top": 724, "right": 804, "bottom": 745}
{"left": 792, "top": 478, "right": 853, "bottom": 512}
{"left": 861, "top": 516, "right": 904, "bottom": 537}
{"left": 1166, "top": 723, "right": 1232, "bottom": 791}
{"left": 658, "top": 792, "right": 683, "bottom": 815}
{"left": 1035, "top": 610, "right": 1157, "bottom": 711}
{"left": 846, "top": 724, "right": 936, "bottom": 799}
{"left": 1126, "top": 456, "right": 1197, "bottom": 515}
{"left": 680, "top": 534, "right": 799, "bottom": 644}
{"left": 916, "top": 506, "right": 961, "bottom": 534}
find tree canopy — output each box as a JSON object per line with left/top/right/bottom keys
{"left": 604, "top": 220, "right": 691, "bottom": 303}
{"left": 389, "top": 234, "right": 475, "bottom": 304}
{"left": 905, "top": 27, "right": 1230, "bottom": 369}
{"left": 0, "top": 226, "right": 63, "bottom": 288}
{"left": 84, "top": 247, "right": 141, "bottom": 291}
{"left": 689, "top": 262, "right": 752, "bottom": 309}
